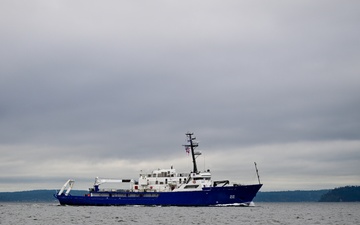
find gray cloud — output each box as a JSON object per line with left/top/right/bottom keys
{"left": 1, "top": 1, "right": 360, "bottom": 191}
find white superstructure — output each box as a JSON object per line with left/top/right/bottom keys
{"left": 92, "top": 167, "right": 213, "bottom": 193}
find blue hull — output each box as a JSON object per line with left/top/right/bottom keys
{"left": 55, "top": 184, "right": 262, "bottom": 206}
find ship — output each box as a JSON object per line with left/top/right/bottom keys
{"left": 55, "top": 132, "right": 263, "bottom": 206}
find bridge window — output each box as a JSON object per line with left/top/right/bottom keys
{"left": 184, "top": 185, "right": 199, "bottom": 189}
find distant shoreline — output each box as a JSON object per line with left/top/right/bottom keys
{"left": 1, "top": 186, "right": 359, "bottom": 202}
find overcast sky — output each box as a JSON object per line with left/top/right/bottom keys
{"left": 1, "top": 1, "right": 359, "bottom": 192}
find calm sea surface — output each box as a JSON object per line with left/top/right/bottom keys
{"left": 0, "top": 202, "right": 359, "bottom": 225}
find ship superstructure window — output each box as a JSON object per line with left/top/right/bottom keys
{"left": 184, "top": 185, "right": 199, "bottom": 189}
{"left": 193, "top": 177, "right": 210, "bottom": 181}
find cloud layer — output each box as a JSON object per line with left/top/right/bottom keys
{"left": 1, "top": 1, "right": 359, "bottom": 191}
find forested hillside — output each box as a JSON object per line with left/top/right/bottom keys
{"left": 319, "top": 186, "right": 360, "bottom": 202}
{"left": 254, "top": 190, "right": 329, "bottom": 202}
{"left": 0, "top": 190, "right": 87, "bottom": 202}
{"left": 1, "top": 186, "right": 359, "bottom": 202}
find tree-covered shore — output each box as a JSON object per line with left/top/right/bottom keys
{"left": 319, "top": 186, "right": 360, "bottom": 202}
{"left": 1, "top": 186, "right": 359, "bottom": 202}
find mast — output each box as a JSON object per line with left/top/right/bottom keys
{"left": 254, "top": 162, "right": 261, "bottom": 184}
{"left": 183, "top": 132, "right": 199, "bottom": 173}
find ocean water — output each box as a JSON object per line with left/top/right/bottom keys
{"left": 0, "top": 202, "right": 359, "bottom": 225}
